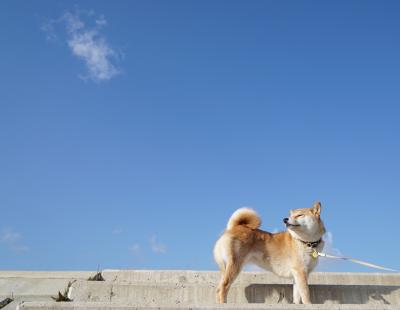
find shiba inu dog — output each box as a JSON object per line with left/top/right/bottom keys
{"left": 214, "top": 202, "right": 325, "bottom": 304}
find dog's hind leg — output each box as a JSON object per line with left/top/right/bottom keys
{"left": 216, "top": 261, "right": 241, "bottom": 303}
{"left": 214, "top": 250, "right": 226, "bottom": 275}
{"left": 215, "top": 258, "right": 226, "bottom": 303}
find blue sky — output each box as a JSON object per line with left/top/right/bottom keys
{"left": 1, "top": 1, "right": 399, "bottom": 272}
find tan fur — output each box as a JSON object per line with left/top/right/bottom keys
{"left": 214, "top": 202, "right": 325, "bottom": 305}
{"left": 226, "top": 208, "right": 261, "bottom": 230}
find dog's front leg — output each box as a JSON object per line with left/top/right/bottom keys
{"left": 292, "top": 269, "right": 311, "bottom": 304}
{"left": 292, "top": 282, "right": 301, "bottom": 304}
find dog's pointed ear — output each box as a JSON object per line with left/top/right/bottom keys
{"left": 312, "top": 202, "right": 321, "bottom": 216}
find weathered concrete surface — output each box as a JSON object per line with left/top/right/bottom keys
{"left": 70, "top": 280, "right": 400, "bottom": 305}
{"left": 0, "top": 271, "right": 94, "bottom": 310}
{"left": 17, "top": 301, "right": 400, "bottom": 310}
{"left": 1, "top": 296, "right": 52, "bottom": 310}
{"left": 102, "top": 270, "right": 400, "bottom": 285}
{"left": 0, "top": 271, "right": 93, "bottom": 297}
{"left": 0, "top": 278, "right": 78, "bottom": 297}
{"left": 0, "top": 271, "right": 93, "bottom": 279}
{"left": 97, "top": 271, "right": 400, "bottom": 305}
{"left": 1, "top": 271, "right": 399, "bottom": 309}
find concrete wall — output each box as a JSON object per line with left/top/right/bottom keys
{"left": 0, "top": 270, "right": 399, "bottom": 310}
{"left": 0, "top": 271, "right": 93, "bottom": 310}
{"left": 72, "top": 271, "right": 400, "bottom": 305}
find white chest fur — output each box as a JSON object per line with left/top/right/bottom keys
{"left": 295, "top": 240, "right": 324, "bottom": 273}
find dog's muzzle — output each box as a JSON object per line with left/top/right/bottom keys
{"left": 283, "top": 218, "right": 300, "bottom": 227}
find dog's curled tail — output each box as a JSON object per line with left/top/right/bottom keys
{"left": 226, "top": 208, "right": 261, "bottom": 230}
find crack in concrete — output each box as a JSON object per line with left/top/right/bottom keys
{"left": 109, "top": 284, "right": 115, "bottom": 302}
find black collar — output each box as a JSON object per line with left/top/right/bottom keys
{"left": 298, "top": 238, "right": 322, "bottom": 248}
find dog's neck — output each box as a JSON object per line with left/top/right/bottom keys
{"left": 296, "top": 237, "right": 322, "bottom": 248}
{"left": 288, "top": 226, "right": 325, "bottom": 244}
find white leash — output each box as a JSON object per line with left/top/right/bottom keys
{"left": 315, "top": 251, "right": 399, "bottom": 272}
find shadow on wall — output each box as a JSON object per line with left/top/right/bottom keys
{"left": 244, "top": 284, "right": 400, "bottom": 304}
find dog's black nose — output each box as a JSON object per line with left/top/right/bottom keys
{"left": 283, "top": 218, "right": 289, "bottom": 224}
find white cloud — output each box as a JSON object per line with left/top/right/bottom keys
{"left": 0, "top": 228, "right": 30, "bottom": 253}
{"left": 10, "top": 244, "right": 30, "bottom": 253}
{"left": 150, "top": 235, "right": 167, "bottom": 254}
{"left": 43, "top": 9, "right": 121, "bottom": 82}
{"left": 112, "top": 228, "right": 123, "bottom": 235}
{"left": 323, "top": 231, "right": 342, "bottom": 256}
{"left": 316, "top": 231, "right": 343, "bottom": 271}
{"left": 63, "top": 11, "right": 85, "bottom": 33}
{"left": 271, "top": 227, "right": 280, "bottom": 234}
{"left": 130, "top": 243, "right": 141, "bottom": 257}
{"left": 95, "top": 15, "right": 107, "bottom": 27}
{"left": 41, "top": 22, "right": 57, "bottom": 41}
{"left": 1, "top": 230, "right": 21, "bottom": 243}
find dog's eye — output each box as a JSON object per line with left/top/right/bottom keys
{"left": 296, "top": 214, "right": 304, "bottom": 218}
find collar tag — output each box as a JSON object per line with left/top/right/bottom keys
{"left": 311, "top": 249, "right": 318, "bottom": 259}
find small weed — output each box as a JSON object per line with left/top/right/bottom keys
{"left": 0, "top": 297, "right": 13, "bottom": 309}
{"left": 52, "top": 280, "right": 76, "bottom": 302}
{"left": 88, "top": 272, "right": 105, "bottom": 281}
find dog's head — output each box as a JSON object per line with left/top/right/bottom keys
{"left": 283, "top": 202, "right": 325, "bottom": 241}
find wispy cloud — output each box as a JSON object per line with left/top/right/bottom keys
{"left": 316, "top": 231, "right": 343, "bottom": 271}
{"left": 0, "top": 228, "right": 30, "bottom": 253}
{"left": 150, "top": 235, "right": 167, "bottom": 254}
{"left": 271, "top": 227, "right": 280, "bottom": 234}
{"left": 1, "top": 230, "right": 21, "bottom": 243}
{"left": 41, "top": 22, "right": 57, "bottom": 41}
{"left": 323, "top": 231, "right": 342, "bottom": 256}
{"left": 130, "top": 243, "right": 142, "bottom": 257}
{"left": 42, "top": 9, "right": 121, "bottom": 82}
{"left": 112, "top": 228, "right": 123, "bottom": 235}
{"left": 10, "top": 244, "right": 30, "bottom": 253}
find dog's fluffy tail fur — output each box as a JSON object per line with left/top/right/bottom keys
{"left": 226, "top": 208, "right": 261, "bottom": 230}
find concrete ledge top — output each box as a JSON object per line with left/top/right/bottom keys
{"left": 101, "top": 270, "right": 400, "bottom": 286}
{"left": 1, "top": 270, "right": 399, "bottom": 285}
{"left": 0, "top": 271, "right": 94, "bottom": 279}
{"left": 17, "top": 302, "right": 400, "bottom": 310}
